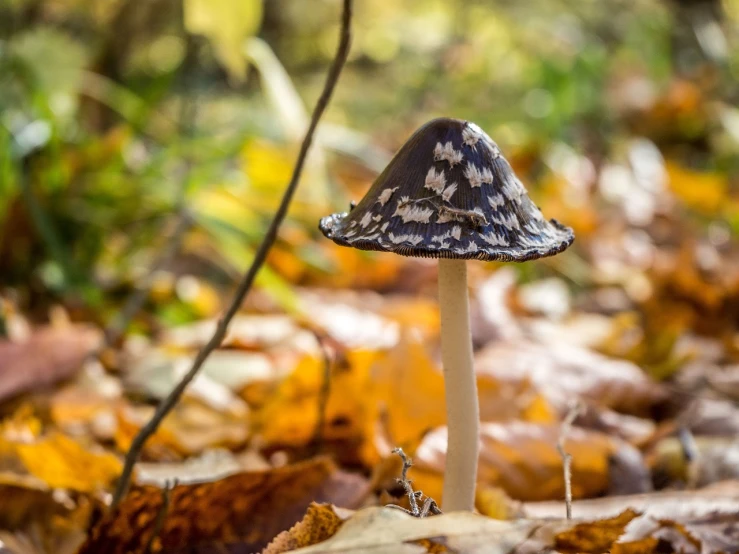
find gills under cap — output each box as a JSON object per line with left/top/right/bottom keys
{"left": 319, "top": 117, "right": 574, "bottom": 262}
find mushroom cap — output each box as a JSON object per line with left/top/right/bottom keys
{"left": 319, "top": 117, "right": 574, "bottom": 262}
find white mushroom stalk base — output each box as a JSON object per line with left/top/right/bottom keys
{"left": 438, "top": 258, "right": 480, "bottom": 512}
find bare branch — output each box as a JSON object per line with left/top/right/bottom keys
{"left": 110, "top": 0, "right": 354, "bottom": 509}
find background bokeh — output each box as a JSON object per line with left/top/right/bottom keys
{"left": 2, "top": 0, "right": 738, "bottom": 325}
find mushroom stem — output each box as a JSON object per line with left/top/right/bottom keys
{"left": 438, "top": 258, "right": 479, "bottom": 512}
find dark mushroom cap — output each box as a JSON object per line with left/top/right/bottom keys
{"left": 319, "top": 117, "right": 574, "bottom": 262}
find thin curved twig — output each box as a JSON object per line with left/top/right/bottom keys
{"left": 557, "top": 401, "right": 583, "bottom": 520}
{"left": 110, "top": 0, "right": 354, "bottom": 509}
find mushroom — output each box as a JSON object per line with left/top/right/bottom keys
{"left": 319, "top": 117, "right": 574, "bottom": 511}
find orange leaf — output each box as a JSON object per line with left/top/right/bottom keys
{"left": 263, "top": 502, "right": 351, "bottom": 554}
{"left": 412, "top": 422, "right": 623, "bottom": 504}
{"left": 8, "top": 433, "right": 121, "bottom": 493}
{"left": 554, "top": 509, "right": 640, "bottom": 553}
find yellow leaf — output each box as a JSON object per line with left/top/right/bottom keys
{"left": 12, "top": 433, "right": 121, "bottom": 493}
{"left": 255, "top": 351, "right": 381, "bottom": 458}
{"left": 242, "top": 138, "right": 295, "bottom": 194}
{"left": 475, "top": 485, "right": 519, "bottom": 520}
{"left": 666, "top": 161, "right": 728, "bottom": 214}
{"left": 184, "top": 0, "right": 263, "bottom": 81}
{"left": 372, "top": 335, "right": 446, "bottom": 447}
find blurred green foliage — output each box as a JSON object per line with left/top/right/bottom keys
{"left": 0, "top": 0, "right": 738, "bottom": 329}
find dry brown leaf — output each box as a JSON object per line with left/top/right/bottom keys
{"left": 412, "top": 421, "right": 637, "bottom": 503}
{"left": 161, "top": 314, "right": 314, "bottom": 353}
{"left": 475, "top": 339, "right": 667, "bottom": 416}
{"left": 0, "top": 325, "right": 101, "bottom": 402}
{"left": 298, "top": 289, "right": 400, "bottom": 350}
{"left": 0, "top": 484, "right": 97, "bottom": 554}
{"left": 263, "top": 503, "right": 353, "bottom": 554}
{"left": 554, "top": 508, "right": 738, "bottom": 554}
{"left": 134, "top": 448, "right": 269, "bottom": 486}
{"left": 77, "top": 457, "right": 369, "bottom": 554}
{"left": 114, "top": 398, "right": 248, "bottom": 458}
{"left": 523, "top": 482, "right": 739, "bottom": 520}
{"left": 554, "top": 509, "right": 640, "bottom": 553}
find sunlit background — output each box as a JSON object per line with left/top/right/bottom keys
{"left": 2, "top": 0, "right": 738, "bottom": 317}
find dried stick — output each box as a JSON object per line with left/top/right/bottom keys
{"left": 143, "top": 479, "right": 176, "bottom": 554}
{"left": 308, "top": 330, "right": 332, "bottom": 457}
{"left": 110, "top": 0, "right": 354, "bottom": 509}
{"left": 386, "top": 447, "right": 442, "bottom": 518}
{"left": 557, "top": 402, "right": 583, "bottom": 520}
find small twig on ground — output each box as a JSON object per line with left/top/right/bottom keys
{"left": 109, "top": 0, "right": 354, "bottom": 510}
{"left": 386, "top": 447, "right": 442, "bottom": 518}
{"left": 143, "top": 479, "right": 176, "bottom": 554}
{"left": 557, "top": 401, "right": 583, "bottom": 521}
{"left": 308, "top": 330, "right": 332, "bottom": 457}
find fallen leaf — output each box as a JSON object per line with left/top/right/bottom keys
{"left": 263, "top": 503, "right": 353, "bottom": 554}
{"left": 160, "top": 314, "right": 316, "bottom": 357}
{"left": 286, "top": 506, "right": 542, "bottom": 554}
{"left": 371, "top": 335, "right": 446, "bottom": 448}
{"left": 298, "top": 290, "right": 400, "bottom": 350}
{"left": 115, "top": 398, "right": 248, "bottom": 458}
{"left": 575, "top": 404, "right": 656, "bottom": 447}
{"left": 666, "top": 161, "right": 728, "bottom": 215}
{"left": 412, "top": 421, "right": 639, "bottom": 503}
{"left": 0, "top": 485, "right": 92, "bottom": 554}
{"left": 49, "top": 366, "right": 123, "bottom": 441}
{"left": 78, "top": 457, "right": 369, "bottom": 554}
{"left": 554, "top": 509, "right": 640, "bottom": 553}
{"left": 134, "top": 448, "right": 269, "bottom": 486}
{"left": 475, "top": 339, "right": 667, "bottom": 416}
{"left": 523, "top": 482, "right": 739, "bottom": 520}
{"left": 615, "top": 514, "right": 701, "bottom": 554}
{"left": 0, "top": 325, "right": 101, "bottom": 402}
{"left": 0, "top": 431, "right": 120, "bottom": 494}
{"left": 254, "top": 349, "right": 381, "bottom": 465}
